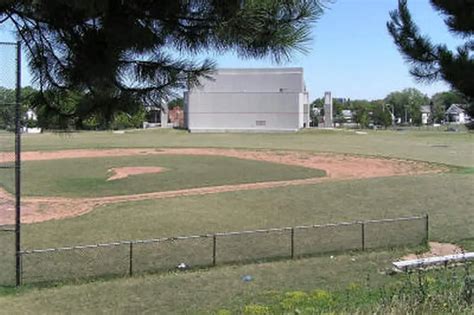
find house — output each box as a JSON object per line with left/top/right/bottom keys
{"left": 143, "top": 104, "right": 169, "bottom": 129}
{"left": 22, "top": 109, "right": 41, "bottom": 133}
{"left": 445, "top": 104, "right": 470, "bottom": 124}
{"left": 420, "top": 105, "right": 431, "bottom": 125}
{"left": 184, "top": 68, "right": 309, "bottom": 132}
{"left": 169, "top": 107, "right": 184, "bottom": 128}
{"left": 341, "top": 109, "right": 353, "bottom": 123}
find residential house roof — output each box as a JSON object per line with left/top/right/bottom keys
{"left": 341, "top": 109, "right": 353, "bottom": 118}
{"left": 420, "top": 105, "right": 431, "bottom": 113}
{"left": 445, "top": 104, "right": 467, "bottom": 115}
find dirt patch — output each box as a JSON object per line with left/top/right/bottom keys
{"left": 401, "top": 242, "right": 464, "bottom": 260}
{"left": 0, "top": 148, "right": 445, "bottom": 224}
{"left": 107, "top": 166, "right": 166, "bottom": 181}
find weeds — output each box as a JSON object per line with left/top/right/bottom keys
{"left": 217, "top": 263, "right": 473, "bottom": 314}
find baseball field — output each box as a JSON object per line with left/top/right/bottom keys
{"left": 0, "top": 128, "right": 472, "bottom": 313}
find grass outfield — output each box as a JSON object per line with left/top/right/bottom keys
{"left": 0, "top": 155, "right": 324, "bottom": 197}
{"left": 1, "top": 173, "right": 471, "bottom": 286}
{"left": 11, "top": 128, "right": 474, "bottom": 167}
{"left": 0, "top": 129, "right": 472, "bottom": 313}
{"left": 17, "top": 173, "right": 473, "bottom": 248}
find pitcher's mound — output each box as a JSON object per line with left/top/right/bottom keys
{"left": 107, "top": 166, "right": 166, "bottom": 181}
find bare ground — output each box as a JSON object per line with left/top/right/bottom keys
{"left": 401, "top": 242, "right": 464, "bottom": 260}
{"left": 0, "top": 148, "right": 445, "bottom": 225}
{"left": 107, "top": 166, "right": 166, "bottom": 181}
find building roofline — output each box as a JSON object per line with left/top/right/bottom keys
{"left": 214, "top": 67, "right": 303, "bottom": 74}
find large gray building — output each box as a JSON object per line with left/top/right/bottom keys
{"left": 184, "top": 68, "right": 309, "bottom": 132}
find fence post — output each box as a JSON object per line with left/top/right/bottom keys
{"left": 129, "top": 242, "right": 133, "bottom": 276}
{"left": 212, "top": 235, "right": 217, "bottom": 266}
{"left": 361, "top": 222, "right": 365, "bottom": 251}
{"left": 14, "top": 40, "right": 22, "bottom": 287}
{"left": 290, "top": 228, "right": 295, "bottom": 259}
{"left": 424, "top": 214, "right": 429, "bottom": 245}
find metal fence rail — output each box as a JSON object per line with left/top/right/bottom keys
{"left": 17, "top": 215, "right": 428, "bottom": 285}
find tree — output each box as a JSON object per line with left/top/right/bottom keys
{"left": 431, "top": 90, "right": 467, "bottom": 109}
{"left": 387, "top": 0, "right": 474, "bottom": 116}
{"left": 1, "top": 0, "right": 328, "bottom": 125}
{"left": 29, "top": 88, "right": 85, "bottom": 129}
{"left": 309, "top": 97, "right": 324, "bottom": 126}
{"left": 110, "top": 110, "right": 146, "bottom": 130}
{"left": 431, "top": 90, "right": 468, "bottom": 123}
{"left": 0, "top": 86, "right": 36, "bottom": 130}
{"left": 352, "top": 101, "right": 371, "bottom": 128}
{"left": 372, "top": 105, "right": 392, "bottom": 128}
{"left": 168, "top": 97, "right": 184, "bottom": 110}
{"left": 384, "top": 88, "right": 429, "bottom": 124}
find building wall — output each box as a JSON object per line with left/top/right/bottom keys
{"left": 421, "top": 113, "right": 429, "bottom": 125}
{"left": 194, "top": 68, "right": 304, "bottom": 93}
{"left": 186, "top": 92, "right": 302, "bottom": 132}
{"left": 185, "top": 68, "right": 308, "bottom": 132}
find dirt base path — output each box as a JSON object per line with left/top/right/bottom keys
{"left": 0, "top": 148, "right": 444, "bottom": 225}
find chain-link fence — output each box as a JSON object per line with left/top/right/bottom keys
{"left": 18, "top": 215, "right": 428, "bottom": 285}
{"left": 0, "top": 41, "right": 21, "bottom": 287}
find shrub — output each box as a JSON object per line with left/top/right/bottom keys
{"left": 235, "top": 265, "right": 472, "bottom": 314}
{"left": 242, "top": 304, "right": 271, "bottom": 315}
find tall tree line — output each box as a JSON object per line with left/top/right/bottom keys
{"left": 387, "top": 0, "right": 473, "bottom": 116}
{"left": 310, "top": 88, "right": 469, "bottom": 128}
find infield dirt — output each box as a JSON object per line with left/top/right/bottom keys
{"left": 0, "top": 148, "right": 445, "bottom": 224}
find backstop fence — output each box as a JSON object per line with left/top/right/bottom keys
{"left": 0, "top": 41, "right": 21, "bottom": 287}
{"left": 17, "top": 215, "right": 428, "bottom": 285}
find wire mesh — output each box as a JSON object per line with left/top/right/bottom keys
{"left": 364, "top": 217, "right": 426, "bottom": 249}
{"left": 0, "top": 231, "right": 15, "bottom": 286}
{"left": 0, "top": 42, "right": 20, "bottom": 287}
{"left": 133, "top": 236, "right": 214, "bottom": 274}
{"left": 17, "top": 216, "right": 427, "bottom": 285}
{"left": 294, "top": 223, "right": 362, "bottom": 257}
{"left": 0, "top": 42, "right": 17, "bottom": 226}
{"left": 216, "top": 229, "right": 291, "bottom": 264}
{"left": 21, "top": 244, "right": 130, "bottom": 284}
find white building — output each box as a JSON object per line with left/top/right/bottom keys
{"left": 184, "top": 68, "right": 309, "bottom": 132}
{"left": 341, "top": 109, "right": 353, "bottom": 123}
{"left": 143, "top": 104, "right": 169, "bottom": 129}
{"left": 445, "top": 104, "right": 470, "bottom": 124}
{"left": 420, "top": 105, "right": 431, "bottom": 125}
{"left": 23, "top": 109, "right": 41, "bottom": 134}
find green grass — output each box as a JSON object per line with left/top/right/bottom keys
{"left": 0, "top": 155, "right": 324, "bottom": 197}
{"left": 16, "top": 173, "right": 473, "bottom": 249}
{"left": 1, "top": 249, "right": 471, "bottom": 314}
{"left": 0, "top": 128, "right": 472, "bottom": 313}
{"left": 0, "top": 250, "right": 421, "bottom": 314}
{"left": 225, "top": 266, "right": 473, "bottom": 314}
{"left": 453, "top": 166, "right": 474, "bottom": 174}
{"left": 0, "top": 172, "right": 470, "bottom": 286}
{"left": 7, "top": 128, "right": 473, "bottom": 167}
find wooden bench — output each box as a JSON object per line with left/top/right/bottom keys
{"left": 393, "top": 252, "right": 474, "bottom": 272}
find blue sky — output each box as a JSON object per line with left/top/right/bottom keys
{"left": 0, "top": 0, "right": 463, "bottom": 100}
